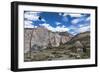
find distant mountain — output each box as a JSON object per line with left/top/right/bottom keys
{"left": 65, "top": 31, "right": 90, "bottom": 52}
{"left": 24, "top": 27, "right": 72, "bottom": 53}
{"left": 71, "top": 31, "right": 90, "bottom": 41}
{"left": 58, "top": 32, "right": 73, "bottom": 37}
{"left": 70, "top": 31, "right": 90, "bottom": 47}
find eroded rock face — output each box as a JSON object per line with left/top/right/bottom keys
{"left": 24, "top": 27, "right": 72, "bottom": 53}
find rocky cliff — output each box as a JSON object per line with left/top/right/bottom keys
{"left": 24, "top": 27, "right": 72, "bottom": 53}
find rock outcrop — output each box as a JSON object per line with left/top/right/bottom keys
{"left": 24, "top": 27, "right": 72, "bottom": 53}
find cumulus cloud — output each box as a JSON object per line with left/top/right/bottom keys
{"left": 41, "top": 18, "right": 46, "bottom": 22}
{"left": 24, "top": 11, "right": 46, "bottom": 28}
{"left": 55, "top": 22, "right": 61, "bottom": 25}
{"left": 24, "top": 11, "right": 90, "bottom": 35}
{"left": 78, "top": 24, "right": 84, "bottom": 27}
{"left": 71, "top": 15, "right": 90, "bottom": 25}
{"left": 59, "top": 13, "right": 82, "bottom": 23}
{"left": 59, "top": 13, "right": 82, "bottom": 17}
{"left": 24, "top": 20, "right": 37, "bottom": 28}
{"left": 86, "top": 17, "right": 90, "bottom": 21}
{"left": 72, "top": 16, "right": 88, "bottom": 25}
{"left": 69, "top": 14, "right": 82, "bottom": 17}
{"left": 71, "top": 18, "right": 79, "bottom": 24}
{"left": 59, "top": 13, "right": 83, "bottom": 24}
{"left": 58, "top": 13, "right": 69, "bottom": 16}
{"left": 67, "top": 24, "right": 90, "bottom": 35}
{"left": 39, "top": 23, "right": 69, "bottom": 32}
{"left": 55, "top": 26, "right": 69, "bottom": 32}
{"left": 24, "top": 20, "right": 33, "bottom": 28}
{"left": 68, "top": 25, "right": 77, "bottom": 32}
{"left": 39, "top": 23, "right": 54, "bottom": 31}
{"left": 71, "top": 17, "right": 85, "bottom": 24}
{"left": 58, "top": 13, "right": 62, "bottom": 16}
{"left": 24, "top": 12, "right": 40, "bottom": 21}
{"left": 78, "top": 25, "right": 90, "bottom": 33}
{"left": 62, "top": 17, "right": 68, "bottom": 22}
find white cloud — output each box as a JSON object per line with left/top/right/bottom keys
{"left": 59, "top": 13, "right": 62, "bottom": 16}
{"left": 63, "top": 13, "right": 68, "bottom": 16}
{"left": 78, "top": 25, "right": 90, "bottom": 33}
{"left": 63, "top": 13, "right": 81, "bottom": 17}
{"left": 24, "top": 12, "right": 40, "bottom": 21}
{"left": 59, "top": 13, "right": 81, "bottom": 23}
{"left": 55, "top": 26, "right": 69, "bottom": 32}
{"left": 71, "top": 17, "right": 85, "bottom": 24}
{"left": 71, "top": 15, "right": 90, "bottom": 25}
{"left": 68, "top": 25, "right": 77, "bottom": 30}
{"left": 59, "top": 13, "right": 82, "bottom": 17}
{"left": 34, "top": 26, "right": 38, "bottom": 28}
{"left": 58, "top": 13, "right": 68, "bottom": 17}
{"left": 62, "top": 17, "right": 68, "bottom": 22}
{"left": 41, "top": 18, "right": 46, "bottom": 22}
{"left": 67, "top": 24, "right": 90, "bottom": 35}
{"left": 24, "top": 11, "right": 46, "bottom": 28}
{"left": 25, "top": 12, "right": 40, "bottom": 14}
{"left": 55, "top": 22, "right": 61, "bottom": 25}
{"left": 24, "top": 11, "right": 46, "bottom": 22}
{"left": 69, "top": 31, "right": 77, "bottom": 35}
{"left": 59, "top": 13, "right": 83, "bottom": 24}
{"left": 59, "top": 13, "right": 69, "bottom": 16}
{"left": 24, "top": 20, "right": 33, "bottom": 28}
{"left": 78, "top": 22, "right": 90, "bottom": 28}
{"left": 39, "top": 23, "right": 69, "bottom": 32}
{"left": 62, "top": 25, "right": 66, "bottom": 28}
{"left": 78, "top": 24, "right": 84, "bottom": 27}
{"left": 69, "top": 14, "right": 82, "bottom": 17}
{"left": 71, "top": 18, "right": 79, "bottom": 24}
{"left": 39, "top": 23, "right": 54, "bottom": 31}
{"left": 24, "top": 20, "right": 38, "bottom": 28}
{"left": 86, "top": 17, "right": 90, "bottom": 21}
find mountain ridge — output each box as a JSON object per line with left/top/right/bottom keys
{"left": 24, "top": 27, "right": 72, "bottom": 53}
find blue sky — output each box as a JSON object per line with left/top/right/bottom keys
{"left": 24, "top": 11, "right": 90, "bottom": 35}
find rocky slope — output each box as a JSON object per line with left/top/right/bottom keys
{"left": 64, "top": 31, "right": 90, "bottom": 58}
{"left": 24, "top": 27, "right": 72, "bottom": 53}
{"left": 66, "top": 31, "right": 90, "bottom": 49}
{"left": 24, "top": 29, "right": 90, "bottom": 61}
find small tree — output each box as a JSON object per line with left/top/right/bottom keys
{"left": 60, "top": 36, "right": 63, "bottom": 45}
{"left": 29, "top": 26, "right": 36, "bottom": 59}
{"left": 53, "top": 35, "right": 56, "bottom": 45}
{"left": 47, "top": 31, "right": 52, "bottom": 49}
{"left": 47, "top": 38, "right": 52, "bottom": 49}
{"left": 29, "top": 30, "right": 33, "bottom": 59}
